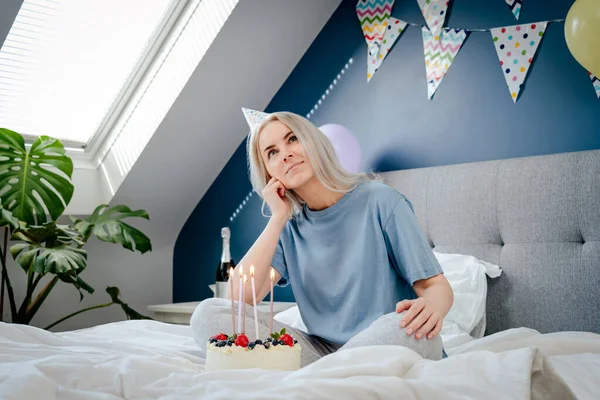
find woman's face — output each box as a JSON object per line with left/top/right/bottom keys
{"left": 258, "top": 120, "right": 315, "bottom": 189}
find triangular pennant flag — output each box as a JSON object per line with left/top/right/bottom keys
{"left": 368, "top": 17, "right": 408, "bottom": 81}
{"left": 590, "top": 72, "right": 600, "bottom": 99}
{"left": 505, "top": 0, "right": 523, "bottom": 20}
{"left": 242, "top": 107, "right": 269, "bottom": 132}
{"left": 416, "top": 0, "right": 450, "bottom": 36}
{"left": 356, "top": 0, "right": 395, "bottom": 81}
{"left": 490, "top": 22, "right": 547, "bottom": 102}
{"left": 422, "top": 27, "right": 467, "bottom": 99}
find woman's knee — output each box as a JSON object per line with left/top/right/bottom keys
{"left": 191, "top": 298, "right": 226, "bottom": 324}
{"left": 371, "top": 311, "right": 443, "bottom": 360}
{"left": 190, "top": 298, "right": 231, "bottom": 345}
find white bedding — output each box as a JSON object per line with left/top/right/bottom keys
{"left": 1, "top": 320, "right": 599, "bottom": 400}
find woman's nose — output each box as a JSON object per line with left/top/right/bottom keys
{"left": 282, "top": 152, "right": 293, "bottom": 162}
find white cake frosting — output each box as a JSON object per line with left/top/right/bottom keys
{"left": 205, "top": 342, "right": 301, "bottom": 371}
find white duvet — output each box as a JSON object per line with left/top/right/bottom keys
{"left": 0, "top": 321, "right": 599, "bottom": 400}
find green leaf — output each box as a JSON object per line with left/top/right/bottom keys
{"left": 105, "top": 286, "right": 152, "bottom": 320}
{"left": 0, "top": 129, "right": 74, "bottom": 226}
{"left": 10, "top": 242, "right": 87, "bottom": 275}
{"left": 55, "top": 224, "right": 85, "bottom": 246}
{"left": 81, "top": 205, "right": 151, "bottom": 254}
{"left": 57, "top": 272, "right": 95, "bottom": 301}
{"left": 10, "top": 243, "right": 36, "bottom": 272}
{"left": 280, "top": 328, "right": 286, "bottom": 336}
{"left": 106, "top": 286, "right": 121, "bottom": 303}
{"left": 11, "top": 221, "right": 84, "bottom": 247}
{"left": 0, "top": 206, "right": 19, "bottom": 229}
{"left": 270, "top": 332, "right": 280, "bottom": 340}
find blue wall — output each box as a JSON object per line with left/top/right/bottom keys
{"left": 173, "top": 0, "right": 599, "bottom": 303}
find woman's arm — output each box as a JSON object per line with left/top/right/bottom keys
{"left": 228, "top": 215, "right": 285, "bottom": 304}
{"left": 395, "top": 274, "right": 454, "bottom": 340}
{"left": 228, "top": 177, "right": 289, "bottom": 304}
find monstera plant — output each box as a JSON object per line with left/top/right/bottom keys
{"left": 0, "top": 128, "right": 153, "bottom": 328}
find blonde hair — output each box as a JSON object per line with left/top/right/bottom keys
{"left": 247, "top": 111, "right": 377, "bottom": 219}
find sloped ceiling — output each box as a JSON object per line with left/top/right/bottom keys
{"left": 0, "top": 1, "right": 21, "bottom": 48}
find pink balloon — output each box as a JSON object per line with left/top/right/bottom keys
{"left": 319, "top": 124, "right": 362, "bottom": 173}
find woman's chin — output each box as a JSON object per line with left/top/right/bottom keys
{"left": 284, "top": 174, "right": 314, "bottom": 190}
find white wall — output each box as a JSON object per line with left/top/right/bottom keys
{"left": 65, "top": 168, "right": 113, "bottom": 215}
{"left": 1, "top": 0, "right": 342, "bottom": 330}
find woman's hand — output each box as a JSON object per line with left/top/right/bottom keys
{"left": 395, "top": 297, "right": 443, "bottom": 340}
{"left": 262, "top": 177, "right": 291, "bottom": 220}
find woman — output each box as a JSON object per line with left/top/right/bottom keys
{"left": 191, "top": 112, "right": 453, "bottom": 366}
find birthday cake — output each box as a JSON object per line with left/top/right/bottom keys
{"left": 205, "top": 328, "right": 301, "bottom": 371}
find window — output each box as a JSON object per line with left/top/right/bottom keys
{"left": 0, "top": 0, "right": 174, "bottom": 149}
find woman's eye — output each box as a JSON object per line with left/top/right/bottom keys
{"left": 268, "top": 149, "right": 277, "bottom": 158}
{"left": 289, "top": 135, "right": 298, "bottom": 143}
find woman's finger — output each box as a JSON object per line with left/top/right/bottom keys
{"left": 396, "top": 299, "right": 414, "bottom": 313}
{"left": 270, "top": 180, "right": 284, "bottom": 197}
{"left": 415, "top": 313, "right": 438, "bottom": 340}
{"left": 406, "top": 306, "right": 433, "bottom": 336}
{"left": 263, "top": 179, "right": 281, "bottom": 196}
{"left": 400, "top": 300, "right": 425, "bottom": 329}
{"left": 427, "top": 319, "right": 443, "bottom": 340}
{"left": 264, "top": 177, "right": 277, "bottom": 190}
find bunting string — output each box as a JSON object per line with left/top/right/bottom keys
{"left": 400, "top": 18, "right": 565, "bottom": 32}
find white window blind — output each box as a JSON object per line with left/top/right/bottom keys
{"left": 98, "top": 0, "right": 239, "bottom": 195}
{"left": 0, "top": 0, "right": 172, "bottom": 147}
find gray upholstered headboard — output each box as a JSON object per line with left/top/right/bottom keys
{"left": 381, "top": 149, "right": 600, "bottom": 336}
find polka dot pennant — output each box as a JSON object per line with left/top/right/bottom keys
{"left": 241, "top": 108, "right": 269, "bottom": 133}
{"left": 590, "top": 72, "right": 600, "bottom": 99}
{"left": 417, "top": 0, "right": 451, "bottom": 37}
{"left": 422, "top": 27, "right": 467, "bottom": 99}
{"left": 490, "top": 22, "right": 547, "bottom": 102}
{"left": 368, "top": 17, "right": 408, "bottom": 81}
{"left": 505, "top": 0, "right": 524, "bottom": 20}
{"left": 357, "top": 0, "right": 395, "bottom": 81}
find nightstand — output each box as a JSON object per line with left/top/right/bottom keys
{"left": 147, "top": 300, "right": 296, "bottom": 325}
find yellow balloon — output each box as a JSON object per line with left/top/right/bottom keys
{"left": 565, "top": 0, "right": 600, "bottom": 76}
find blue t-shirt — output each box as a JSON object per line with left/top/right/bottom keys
{"left": 271, "top": 181, "right": 443, "bottom": 344}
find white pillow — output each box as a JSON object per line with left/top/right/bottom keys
{"left": 274, "top": 252, "right": 502, "bottom": 342}
{"left": 273, "top": 305, "right": 307, "bottom": 332}
{"left": 433, "top": 251, "right": 501, "bottom": 338}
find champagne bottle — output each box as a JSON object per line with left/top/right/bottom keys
{"left": 215, "top": 227, "right": 235, "bottom": 298}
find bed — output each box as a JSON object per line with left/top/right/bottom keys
{"left": 1, "top": 149, "right": 599, "bottom": 399}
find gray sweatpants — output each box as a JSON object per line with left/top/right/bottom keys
{"left": 191, "top": 298, "right": 443, "bottom": 367}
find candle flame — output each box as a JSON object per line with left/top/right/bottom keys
{"left": 243, "top": 274, "right": 248, "bottom": 284}
{"left": 270, "top": 268, "right": 275, "bottom": 280}
{"left": 229, "top": 267, "right": 234, "bottom": 277}
{"left": 250, "top": 265, "right": 255, "bottom": 277}
{"left": 239, "top": 264, "right": 243, "bottom": 277}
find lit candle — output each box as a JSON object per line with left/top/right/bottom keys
{"left": 250, "top": 266, "right": 260, "bottom": 341}
{"left": 242, "top": 274, "right": 248, "bottom": 333}
{"left": 270, "top": 267, "right": 275, "bottom": 334}
{"left": 237, "top": 265, "right": 243, "bottom": 334}
{"left": 229, "top": 267, "right": 235, "bottom": 335}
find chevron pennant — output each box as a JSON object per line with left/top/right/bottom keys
{"left": 417, "top": 0, "right": 450, "bottom": 36}
{"left": 242, "top": 107, "right": 269, "bottom": 132}
{"left": 357, "top": 0, "right": 395, "bottom": 81}
{"left": 505, "top": 0, "right": 523, "bottom": 20}
{"left": 422, "top": 27, "right": 467, "bottom": 99}
{"left": 590, "top": 72, "right": 600, "bottom": 99}
{"left": 368, "top": 17, "right": 408, "bottom": 81}
{"left": 490, "top": 22, "right": 547, "bottom": 102}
